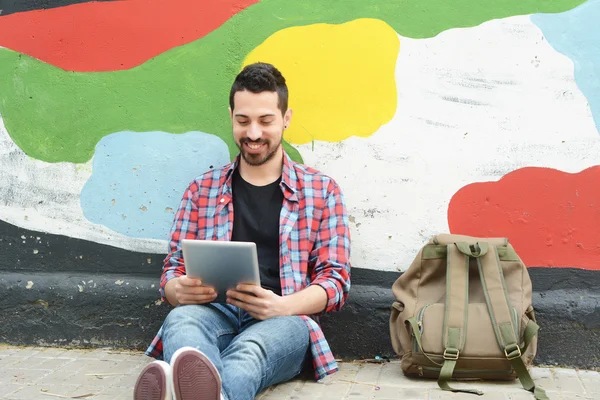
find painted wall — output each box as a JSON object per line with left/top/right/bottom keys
{"left": 1, "top": 0, "right": 600, "bottom": 275}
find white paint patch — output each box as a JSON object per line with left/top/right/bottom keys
{"left": 0, "top": 116, "right": 166, "bottom": 254}
{"left": 297, "top": 16, "right": 600, "bottom": 272}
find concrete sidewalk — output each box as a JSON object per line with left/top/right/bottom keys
{"left": 0, "top": 345, "right": 597, "bottom": 400}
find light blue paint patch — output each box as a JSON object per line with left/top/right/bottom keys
{"left": 531, "top": 0, "right": 600, "bottom": 134}
{"left": 81, "top": 131, "right": 230, "bottom": 240}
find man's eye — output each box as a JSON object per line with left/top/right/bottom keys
{"left": 261, "top": 120, "right": 274, "bottom": 125}
{"left": 238, "top": 120, "right": 249, "bottom": 125}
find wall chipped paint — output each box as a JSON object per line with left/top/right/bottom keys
{"left": 0, "top": 1, "right": 599, "bottom": 279}
{"left": 2, "top": 218, "right": 599, "bottom": 366}
{"left": 0, "top": 117, "right": 165, "bottom": 254}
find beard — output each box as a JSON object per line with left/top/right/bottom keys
{"left": 237, "top": 136, "right": 282, "bottom": 166}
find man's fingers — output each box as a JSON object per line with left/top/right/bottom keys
{"left": 178, "top": 292, "right": 216, "bottom": 300}
{"left": 178, "top": 293, "right": 217, "bottom": 304}
{"left": 235, "top": 284, "right": 262, "bottom": 295}
{"left": 176, "top": 282, "right": 215, "bottom": 295}
{"left": 178, "top": 276, "right": 203, "bottom": 287}
{"left": 175, "top": 286, "right": 216, "bottom": 306}
{"left": 227, "top": 290, "right": 262, "bottom": 305}
{"left": 227, "top": 297, "right": 263, "bottom": 315}
{"left": 246, "top": 311, "right": 266, "bottom": 321}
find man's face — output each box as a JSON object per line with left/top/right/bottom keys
{"left": 230, "top": 90, "right": 292, "bottom": 167}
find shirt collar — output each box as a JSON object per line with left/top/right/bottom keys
{"left": 280, "top": 151, "right": 298, "bottom": 196}
{"left": 224, "top": 151, "right": 298, "bottom": 201}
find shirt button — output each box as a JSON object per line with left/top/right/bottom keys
{"left": 220, "top": 198, "right": 225, "bottom": 203}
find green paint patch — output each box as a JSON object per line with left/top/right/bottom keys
{"left": 0, "top": 0, "right": 584, "bottom": 163}
{"left": 0, "top": 43, "right": 304, "bottom": 163}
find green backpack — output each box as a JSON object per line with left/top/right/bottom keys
{"left": 389, "top": 234, "right": 547, "bottom": 399}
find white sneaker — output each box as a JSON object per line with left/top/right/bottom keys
{"left": 171, "top": 346, "right": 222, "bottom": 400}
{"left": 134, "top": 360, "right": 172, "bottom": 400}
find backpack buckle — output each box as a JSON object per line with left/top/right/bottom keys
{"left": 504, "top": 344, "right": 522, "bottom": 360}
{"left": 443, "top": 348, "right": 459, "bottom": 360}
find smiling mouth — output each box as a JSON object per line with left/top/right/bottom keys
{"left": 243, "top": 140, "right": 267, "bottom": 152}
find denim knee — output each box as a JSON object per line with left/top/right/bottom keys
{"left": 163, "top": 305, "right": 196, "bottom": 330}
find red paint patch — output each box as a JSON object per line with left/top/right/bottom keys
{"left": 448, "top": 166, "right": 600, "bottom": 270}
{"left": 0, "top": 0, "right": 259, "bottom": 72}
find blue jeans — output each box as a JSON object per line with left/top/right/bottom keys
{"left": 162, "top": 304, "right": 310, "bottom": 400}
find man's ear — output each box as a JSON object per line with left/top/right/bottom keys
{"left": 284, "top": 108, "right": 293, "bottom": 127}
{"left": 228, "top": 107, "right": 233, "bottom": 121}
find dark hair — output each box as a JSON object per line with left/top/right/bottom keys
{"left": 229, "top": 62, "right": 288, "bottom": 114}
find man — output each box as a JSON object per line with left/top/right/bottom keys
{"left": 134, "top": 62, "right": 351, "bottom": 400}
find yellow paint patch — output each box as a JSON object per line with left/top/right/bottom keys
{"left": 243, "top": 19, "right": 399, "bottom": 144}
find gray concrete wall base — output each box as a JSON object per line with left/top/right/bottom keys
{"left": 0, "top": 271, "right": 165, "bottom": 349}
{"left": 1, "top": 269, "right": 598, "bottom": 369}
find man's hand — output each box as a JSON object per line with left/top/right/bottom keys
{"left": 226, "top": 284, "right": 290, "bottom": 320}
{"left": 167, "top": 276, "right": 217, "bottom": 306}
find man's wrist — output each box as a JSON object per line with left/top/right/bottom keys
{"left": 280, "top": 294, "right": 294, "bottom": 317}
{"left": 164, "top": 276, "right": 181, "bottom": 306}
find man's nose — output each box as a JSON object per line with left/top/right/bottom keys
{"left": 246, "top": 123, "right": 262, "bottom": 141}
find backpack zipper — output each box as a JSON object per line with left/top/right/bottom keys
{"left": 413, "top": 303, "right": 432, "bottom": 353}
{"left": 511, "top": 306, "right": 519, "bottom": 338}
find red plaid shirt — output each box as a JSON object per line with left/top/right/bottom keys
{"left": 145, "top": 152, "right": 352, "bottom": 380}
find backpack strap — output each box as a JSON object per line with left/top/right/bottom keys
{"left": 437, "top": 243, "right": 483, "bottom": 395}
{"left": 477, "top": 245, "right": 548, "bottom": 400}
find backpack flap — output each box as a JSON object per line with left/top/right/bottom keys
{"left": 432, "top": 234, "right": 507, "bottom": 247}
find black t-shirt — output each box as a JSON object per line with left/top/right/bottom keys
{"left": 231, "top": 169, "right": 283, "bottom": 295}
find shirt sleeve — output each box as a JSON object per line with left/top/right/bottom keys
{"left": 308, "top": 181, "right": 352, "bottom": 313}
{"left": 159, "top": 181, "right": 200, "bottom": 300}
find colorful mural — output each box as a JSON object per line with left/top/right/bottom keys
{"left": 1, "top": 0, "right": 599, "bottom": 273}
{"left": 0, "top": 0, "right": 583, "bottom": 163}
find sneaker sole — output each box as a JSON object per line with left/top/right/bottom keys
{"left": 134, "top": 360, "right": 172, "bottom": 400}
{"left": 172, "top": 347, "right": 221, "bottom": 400}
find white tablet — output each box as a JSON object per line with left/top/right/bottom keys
{"left": 181, "top": 239, "right": 261, "bottom": 302}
